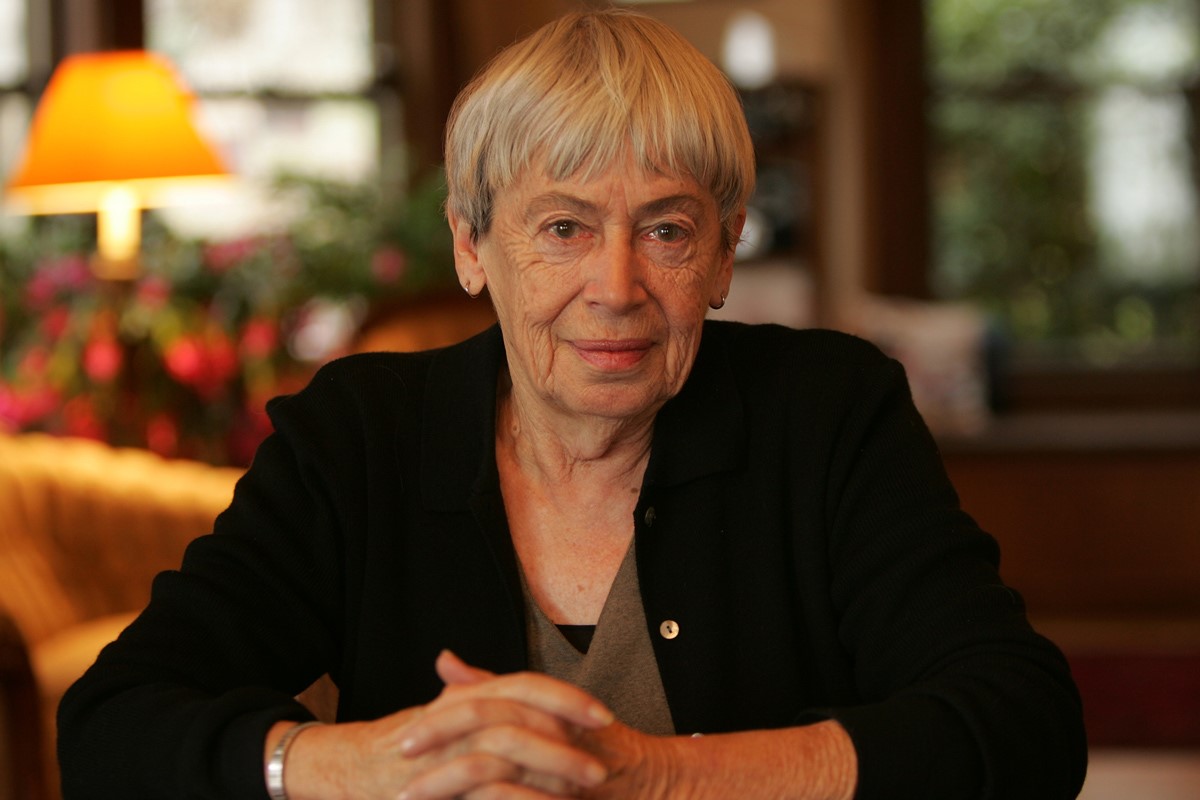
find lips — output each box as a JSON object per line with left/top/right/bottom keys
{"left": 571, "top": 338, "right": 653, "bottom": 370}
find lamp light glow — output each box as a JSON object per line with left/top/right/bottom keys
{"left": 721, "top": 11, "right": 778, "bottom": 90}
{"left": 4, "top": 51, "right": 229, "bottom": 278}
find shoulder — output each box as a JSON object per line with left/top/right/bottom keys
{"left": 266, "top": 325, "right": 503, "bottom": 442}
{"left": 701, "top": 320, "right": 897, "bottom": 387}
{"left": 267, "top": 350, "right": 431, "bottom": 422}
{"left": 277, "top": 325, "right": 501, "bottom": 409}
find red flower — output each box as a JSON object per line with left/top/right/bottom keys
{"left": 206, "top": 332, "right": 239, "bottom": 386}
{"left": 84, "top": 337, "right": 124, "bottom": 382}
{"left": 135, "top": 276, "right": 172, "bottom": 310}
{"left": 163, "top": 331, "right": 239, "bottom": 399}
{"left": 239, "top": 317, "right": 279, "bottom": 361}
{"left": 40, "top": 307, "right": 72, "bottom": 340}
{"left": 18, "top": 346, "right": 51, "bottom": 381}
{"left": 63, "top": 396, "right": 105, "bottom": 439}
{"left": 164, "top": 336, "right": 205, "bottom": 385}
{"left": 0, "top": 384, "right": 60, "bottom": 429}
{"left": 145, "top": 412, "right": 180, "bottom": 457}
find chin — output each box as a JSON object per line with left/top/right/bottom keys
{"left": 561, "top": 383, "right": 672, "bottom": 422}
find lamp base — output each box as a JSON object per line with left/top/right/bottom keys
{"left": 90, "top": 252, "right": 141, "bottom": 281}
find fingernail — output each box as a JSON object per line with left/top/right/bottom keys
{"left": 584, "top": 762, "right": 608, "bottom": 786}
{"left": 589, "top": 705, "right": 614, "bottom": 725}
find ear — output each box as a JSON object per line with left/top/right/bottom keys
{"left": 447, "top": 209, "right": 486, "bottom": 295}
{"left": 713, "top": 210, "right": 746, "bottom": 302}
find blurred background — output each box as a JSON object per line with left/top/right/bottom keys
{"left": 0, "top": 1, "right": 1197, "bottom": 798}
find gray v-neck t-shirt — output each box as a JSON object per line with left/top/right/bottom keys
{"left": 520, "top": 542, "right": 676, "bottom": 736}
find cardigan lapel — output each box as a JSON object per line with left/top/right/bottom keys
{"left": 644, "top": 321, "right": 746, "bottom": 489}
{"left": 419, "top": 324, "right": 505, "bottom": 511}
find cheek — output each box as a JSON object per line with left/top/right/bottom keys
{"left": 658, "top": 312, "right": 706, "bottom": 387}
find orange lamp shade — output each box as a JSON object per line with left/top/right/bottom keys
{"left": 5, "top": 50, "right": 228, "bottom": 215}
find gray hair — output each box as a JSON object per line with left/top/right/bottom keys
{"left": 444, "top": 9, "right": 755, "bottom": 251}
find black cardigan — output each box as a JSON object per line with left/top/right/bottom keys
{"left": 58, "top": 321, "right": 1087, "bottom": 799}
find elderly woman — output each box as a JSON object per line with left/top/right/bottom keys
{"left": 58, "top": 9, "right": 1086, "bottom": 800}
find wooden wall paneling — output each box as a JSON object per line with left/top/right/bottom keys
{"left": 943, "top": 450, "right": 1200, "bottom": 622}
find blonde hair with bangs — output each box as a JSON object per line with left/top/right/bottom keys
{"left": 444, "top": 9, "right": 755, "bottom": 250}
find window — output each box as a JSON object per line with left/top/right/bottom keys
{"left": 143, "top": 0, "right": 383, "bottom": 239}
{"left": 0, "top": 0, "right": 30, "bottom": 205}
{"left": 926, "top": 0, "right": 1200, "bottom": 371}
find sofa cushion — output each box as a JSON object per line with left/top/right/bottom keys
{"left": 29, "top": 612, "right": 138, "bottom": 800}
{"left": 0, "top": 433, "right": 241, "bottom": 646}
{"left": 30, "top": 612, "right": 139, "bottom": 713}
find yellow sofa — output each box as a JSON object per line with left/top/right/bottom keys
{"left": 0, "top": 433, "right": 242, "bottom": 800}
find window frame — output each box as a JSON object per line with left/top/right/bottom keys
{"left": 857, "top": 0, "right": 1200, "bottom": 413}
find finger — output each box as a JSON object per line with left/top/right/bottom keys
{"left": 465, "top": 725, "right": 607, "bottom": 788}
{"left": 399, "top": 731, "right": 604, "bottom": 800}
{"left": 464, "top": 782, "right": 578, "bottom": 800}
{"left": 399, "top": 697, "right": 572, "bottom": 756}
{"left": 437, "top": 649, "right": 495, "bottom": 685}
{"left": 397, "top": 752, "right": 522, "bottom": 800}
{"left": 398, "top": 693, "right": 611, "bottom": 758}
{"left": 400, "top": 724, "right": 609, "bottom": 796}
{"left": 438, "top": 671, "right": 613, "bottom": 730}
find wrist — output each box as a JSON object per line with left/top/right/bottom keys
{"left": 264, "top": 721, "right": 324, "bottom": 800}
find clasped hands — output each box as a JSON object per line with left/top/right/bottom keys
{"left": 285, "top": 650, "right": 669, "bottom": 800}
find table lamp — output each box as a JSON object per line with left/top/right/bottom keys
{"left": 3, "top": 51, "right": 229, "bottom": 280}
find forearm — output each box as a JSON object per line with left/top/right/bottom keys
{"left": 265, "top": 714, "right": 421, "bottom": 800}
{"left": 586, "top": 720, "right": 857, "bottom": 800}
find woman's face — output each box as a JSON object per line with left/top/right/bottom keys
{"left": 451, "top": 154, "right": 741, "bottom": 426}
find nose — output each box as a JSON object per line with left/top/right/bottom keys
{"left": 585, "top": 236, "right": 646, "bottom": 312}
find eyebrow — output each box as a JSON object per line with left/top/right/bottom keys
{"left": 524, "top": 193, "right": 599, "bottom": 223}
{"left": 636, "top": 194, "right": 708, "bottom": 219}
{"left": 523, "top": 192, "right": 709, "bottom": 224}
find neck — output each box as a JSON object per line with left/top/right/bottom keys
{"left": 496, "top": 376, "right": 655, "bottom": 488}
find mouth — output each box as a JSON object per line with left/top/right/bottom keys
{"left": 571, "top": 338, "right": 654, "bottom": 371}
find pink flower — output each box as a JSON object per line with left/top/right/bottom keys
{"left": 84, "top": 337, "right": 123, "bottom": 382}
{"left": 204, "top": 238, "right": 259, "bottom": 273}
{"left": 371, "top": 246, "right": 407, "bottom": 284}
{"left": 24, "top": 271, "right": 58, "bottom": 310}
{"left": 25, "top": 255, "right": 91, "bottom": 309}
{"left": 0, "top": 385, "right": 60, "bottom": 428}
{"left": 135, "top": 276, "right": 172, "bottom": 310}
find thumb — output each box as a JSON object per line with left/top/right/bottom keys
{"left": 435, "top": 649, "right": 494, "bottom": 686}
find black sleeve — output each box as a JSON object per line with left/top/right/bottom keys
{"left": 814, "top": 348, "right": 1087, "bottom": 799}
{"left": 57, "top": 368, "right": 364, "bottom": 799}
